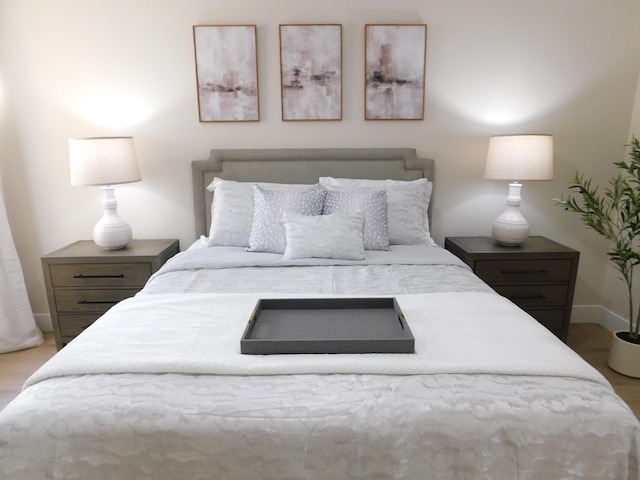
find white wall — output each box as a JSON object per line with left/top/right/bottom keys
{"left": 599, "top": 70, "right": 640, "bottom": 330}
{"left": 1, "top": 0, "right": 639, "bottom": 329}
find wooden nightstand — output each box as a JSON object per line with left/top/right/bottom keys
{"left": 444, "top": 236, "right": 579, "bottom": 342}
{"left": 42, "top": 239, "right": 180, "bottom": 349}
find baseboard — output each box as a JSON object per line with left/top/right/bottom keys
{"left": 597, "top": 306, "right": 631, "bottom": 332}
{"left": 571, "top": 305, "right": 628, "bottom": 331}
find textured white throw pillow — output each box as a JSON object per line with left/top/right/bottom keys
{"left": 322, "top": 187, "right": 389, "bottom": 251}
{"left": 206, "top": 178, "right": 312, "bottom": 247}
{"left": 248, "top": 184, "right": 326, "bottom": 254}
{"left": 283, "top": 212, "right": 365, "bottom": 260}
{"left": 319, "top": 177, "right": 435, "bottom": 246}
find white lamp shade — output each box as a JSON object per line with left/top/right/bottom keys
{"left": 484, "top": 134, "right": 554, "bottom": 181}
{"left": 69, "top": 137, "right": 141, "bottom": 186}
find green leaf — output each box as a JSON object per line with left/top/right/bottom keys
{"left": 556, "top": 135, "right": 640, "bottom": 336}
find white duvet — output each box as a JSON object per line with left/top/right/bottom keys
{"left": 26, "top": 291, "right": 604, "bottom": 383}
{"left": 1, "top": 246, "right": 639, "bottom": 480}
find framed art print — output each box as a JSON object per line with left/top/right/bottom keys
{"left": 364, "top": 24, "right": 426, "bottom": 120}
{"left": 193, "top": 25, "right": 259, "bottom": 122}
{"left": 279, "top": 24, "right": 342, "bottom": 121}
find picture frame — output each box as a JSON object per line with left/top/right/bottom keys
{"left": 193, "top": 25, "right": 260, "bottom": 122}
{"left": 364, "top": 24, "right": 427, "bottom": 120}
{"left": 279, "top": 24, "right": 342, "bottom": 121}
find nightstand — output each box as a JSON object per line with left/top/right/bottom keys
{"left": 444, "top": 236, "right": 579, "bottom": 342}
{"left": 42, "top": 239, "right": 180, "bottom": 349}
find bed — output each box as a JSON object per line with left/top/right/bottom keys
{"left": 1, "top": 147, "right": 639, "bottom": 479}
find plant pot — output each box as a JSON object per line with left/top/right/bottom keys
{"left": 608, "top": 330, "right": 640, "bottom": 378}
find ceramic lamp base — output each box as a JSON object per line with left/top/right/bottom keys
{"left": 93, "top": 186, "right": 132, "bottom": 250}
{"left": 491, "top": 182, "right": 529, "bottom": 247}
{"left": 492, "top": 211, "right": 529, "bottom": 246}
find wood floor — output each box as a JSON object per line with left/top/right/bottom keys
{"left": 1, "top": 325, "right": 639, "bottom": 418}
{"left": 0, "top": 332, "right": 57, "bottom": 410}
{"left": 567, "top": 323, "right": 640, "bottom": 418}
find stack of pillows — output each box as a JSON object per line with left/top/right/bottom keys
{"left": 206, "top": 177, "right": 435, "bottom": 260}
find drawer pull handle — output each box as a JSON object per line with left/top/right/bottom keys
{"left": 73, "top": 274, "right": 125, "bottom": 279}
{"left": 77, "top": 300, "right": 119, "bottom": 305}
{"left": 501, "top": 269, "right": 548, "bottom": 275}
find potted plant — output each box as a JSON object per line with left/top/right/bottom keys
{"left": 555, "top": 136, "right": 640, "bottom": 377}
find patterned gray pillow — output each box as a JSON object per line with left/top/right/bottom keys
{"left": 248, "top": 185, "right": 326, "bottom": 254}
{"left": 322, "top": 187, "right": 390, "bottom": 251}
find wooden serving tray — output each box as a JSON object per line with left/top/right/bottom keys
{"left": 241, "top": 297, "right": 415, "bottom": 355}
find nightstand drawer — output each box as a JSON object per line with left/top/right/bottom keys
{"left": 50, "top": 263, "right": 151, "bottom": 287}
{"left": 526, "top": 309, "right": 565, "bottom": 333}
{"left": 493, "top": 284, "right": 568, "bottom": 308}
{"left": 54, "top": 288, "right": 139, "bottom": 313}
{"left": 58, "top": 314, "right": 101, "bottom": 337}
{"left": 474, "top": 259, "right": 573, "bottom": 284}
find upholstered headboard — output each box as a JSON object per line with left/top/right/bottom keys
{"left": 191, "top": 148, "right": 434, "bottom": 238}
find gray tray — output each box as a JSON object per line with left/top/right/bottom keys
{"left": 241, "top": 297, "right": 414, "bottom": 355}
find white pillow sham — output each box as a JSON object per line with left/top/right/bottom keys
{"left": 318, "top": 177, "right": 435, "bottom": 246}
{"left": 283, "top": 212, "right": 365, "bottom": 260}
{"left": 206, "top": 178, "right": 311, "bottom": 247}
{"left": 322, "top": 187, "right": 389, "bottom": 251}
{"left": 248, "top": 184, "right": 327, "bottom": 254}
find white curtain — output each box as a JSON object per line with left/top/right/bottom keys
{"left": 0, "top": 181, "right": 43, "bottom": 353}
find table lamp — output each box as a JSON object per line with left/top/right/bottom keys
{"left": 69, "top": 137, "right": 141, "bottom": 250}
{"left": 484, "top": 134, "right": 553, "bottom": 246}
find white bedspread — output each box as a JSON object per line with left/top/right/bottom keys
{"left": 2, "top": 245, "right": 639, "bottom": 480}
{"left": 26, "top": 291, "right": 606, "bottom": 385}
{"left": 152, "top": 244, "right": 469, "bottom": 273}
{"left": 142, "top": 245, "right": 494, "bottom": 295}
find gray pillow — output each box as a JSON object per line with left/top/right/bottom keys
{"left": 247, "top": 184, "right": 326, "bottom": 254}
{"left": 322, "top": 187, "right": 390, "bottom": 251}
{"left": 283, "top": 212, "right": 365, "bottom": 260}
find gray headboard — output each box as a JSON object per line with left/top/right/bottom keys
{"left": 192, "top": 148, "right": 435, "bottom": 238}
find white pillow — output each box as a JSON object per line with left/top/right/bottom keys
{"left": 248, "top": 184, "right": 327, "bottom": 254}
{"left": 319, "top": 177, "right": 435, "bottom": 246}
{"left": 322, "top": 187, "right": 389, "bottom": 251}
{"left": 283, "top": 212, "right": 365, "bottom": 260}
{"left": 206, "top": 178, "right": 311, "bottom": 247}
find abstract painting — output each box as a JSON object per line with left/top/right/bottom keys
{"left": 280, "top": 24, "right": 342, "bottom": 121}
{"left": 365, "top": 24, "right": 427, "bottom": 120}
{"left": 193, "top": 25, "right": 259, "bottom": 122}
